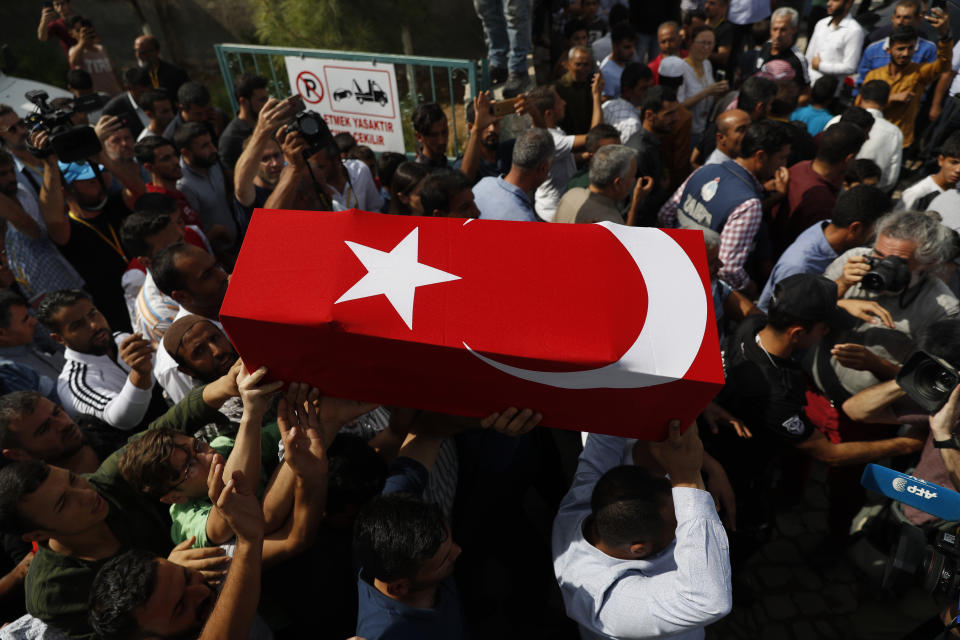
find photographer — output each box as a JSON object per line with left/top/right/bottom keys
{"left": 233, "top": 96, "right": 302, "bottom": 216}
{"left": 829, "top": 209, "right": 959, "bottom": 337}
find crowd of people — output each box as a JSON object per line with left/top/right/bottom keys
{"left": 2, "top": 0, "right": 960, "bottom": 638}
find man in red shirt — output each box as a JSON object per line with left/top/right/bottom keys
{"left": 134, "top": 135, "right": 204, "bottom": 231}
{"left": 649, "top": 21, "right": 688, "bottom": 84}
{"left": 36, "top": 0, "right": 76, "bottom": 56}
{"left": 771, "top": 121, "right": 866, "bottom": 255}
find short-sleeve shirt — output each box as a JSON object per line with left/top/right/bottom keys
{"left": 46, "top": 18, "right": 77, "bottom": 55}
{"left": 169, "top": 422, "right": 282, "bottom": 548}
{"left": 534, "top": 128, "right": 577, "bottom": 222}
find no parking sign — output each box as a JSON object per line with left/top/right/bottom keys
{"left": 284, "top": 57, "right": 405, "bottom": 153}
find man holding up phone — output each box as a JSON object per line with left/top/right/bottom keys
{"left": 37, "top": 0, "right": 76, "bottom": 57}
{"left": 66, "top": 15, "right": 121, "bottom": 97}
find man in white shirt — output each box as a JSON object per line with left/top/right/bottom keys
{"left": 527, "top": 81, "right": 604, "bottom": 222}
{"left": 823, "top": 80, "right": 904, "bottom": 191}
{"left": 36, "top": 290, "right": 156, "bottom": 430}
{"left": 601, "top": 62, "right": 652, "bottom": 146}
{"left": 307, "top": 146, "right": 383, "bottom": 212}
{"left": 805, "top": 0, "right": 865, "bottom": 88}
{"left": 553, "top": 422, "right": 732, "bottom": 639}
{"left": 898, "top": 130, "right": 960, "bottom": 210}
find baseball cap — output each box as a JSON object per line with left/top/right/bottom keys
{"left": 757, "top": 60, "right": 795, "bottom": 83}
{"left": 58, "top": 161, "right": 105, "bottom": 184}
{"left": 658, "top": 56, "right": 687, "bottom": 79}
{"left": 770, "top": 274, "right": 856, "bottom": 329}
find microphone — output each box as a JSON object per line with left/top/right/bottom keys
{"left": 860, "top": 463, "right": 960, "bottom": 521}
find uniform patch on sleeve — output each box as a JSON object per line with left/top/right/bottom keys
{"left": 782, "top": 415, "right": 805, "bottom": 435}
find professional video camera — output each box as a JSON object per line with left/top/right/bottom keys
{"left": 285, "top": 110, "right": 335, "bottom": 158}
{"left": 862, "top": 465, "right": 960, "bottom": 612}
{"left": 861, "top": 255, "right": 911, "bottom": 293}
{"left": 23, "top": 90, "right": 104, "bottom": 162}
{"left": 897, "top": 351, "right": 960, "bottom": 413}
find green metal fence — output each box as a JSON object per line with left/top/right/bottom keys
{"left": 213, "top": 43, "right": 486, "bottom": 156}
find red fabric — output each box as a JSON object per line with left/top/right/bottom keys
{"left": 145, "top": 183, "right": 204, "bottom": 230}
{"left": 649, "top": 50, "right": 688, "bottom": 84}
{"left": 47, "top": 18, "right": 77, "bottom": 56}
{"left": 220, "top": 210, "right": 725, "bottom": 439}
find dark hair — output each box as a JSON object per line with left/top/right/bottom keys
{"left": 0, "top": 391, "right": 43, "bottom": 449}
{"left": 235, "top": 73, "right": 268, "bottom": 102}
{"left": 134, "top": 135, "right": 175, "bottom": 165}
{"left": 66, "top": 15, "right": 88, "bottom": 30}
{"left": 122, "top": 67, "right": 152, "bottom": 89}
{"left": 818, "top": 121, "right": 867, "bottom": 165}
{"left": 66, "top": 68, "right": 92, "bottom": 91}
{"left": 88, "top": 549, "right": 157, "bottom": 640}
{"left": 590, "top": 465, "right": 672, "bottom": 546}
{"left": 377, "top": 152, "right": 407, "bottom": 191}
{"left": 939, "top": 131, "right": 960, "bottom": 159}
{"left": 527, "top": 85, "right": 559, "bottom": 115}
{"left": 609, "top": 3, "right": 630, "bottom": 27}
{"left": 120, "top": 211, "right": 173, "bottom": 259}
{"left": 689, "top": 24, "right": 714, "bottom": 43}
{"left": 918, "top": 320, "right": 960, "bottom": 369}
{"left": 347, "top": 145, "right": 376, "bottom": 169}
{"left": 738, "top": 119, "right": 793, "bottom": 159}
{"left": 36, "top": 289, "right": 91, "bottom": 332}
{"left": 134, "top": 192, "right": 179, "bottom": 218}
{"left": 620, "top": 63, "right": 653, "bottom": 94}
{"left": 751, "top": 19, "right": 770, "bottom": 46}
{"left": 564, "top": 18, "right": 588, "bottom": 40}
{"left": 843, "top": 158, "right": 883, "bottom": 185}
{"left": 833, "top": 184, "right": 890, "bottom": 228}
{"left": 173, "top": 122, "right": 210, "bottom": 154}
{"left": 389, "top": 161, "right": 430, "bottom": 213}
{"left": 896, "top": 0, "right": 922, "bottom": 12}
{"left": 860, "top": 79, "right": 891, "bottom": 106}
{"left": 838, "top": 106, "right": 875, "bottom": 134}
{"left": 639, "top": 85, "right": 678, "bottom": 121}
{"left": 811, "top": 76, "right": 839, "bottom": 105}
{"left": 117, "top": 427, "right": 182, "bottom": 498}
{"left": 0, "top": 460, "right": 50, "bottom": 535}
{"left": 334, "top": 132, "right": 357, "bottom": 155}
{"left": 889, "top": 25, "right": 919, "bottom": 45}
{"left": 419, "top": 168, "right": 473, "bottom": 216}
{"left": 176, "top": 81, "right": 210, "bottom": 109}
{"left": 412, "top": 103, "right": 446, "bottom": 135}
{"left": 0, "top": 290, "right": 28, "bottom": 329}
{"left": 150, "top": 242, "right": 191, "bottom": 297}
{"left": 610, "top": 21, "right": 638, "bottom": 45}
{"left": 354, "top": 493, "right": 447, "bottom": 581}
{"left": 738, "top": 76, "right": 778, "bottom": 115}
{"left": 767, "top": 288, "right": 818, "bottom": 331}
{"left": 585, "top": 123, "right": 622, "bottom": 152}
{"left": 326, "top": 434, "right": 387, "bottom": 517}
{"left": 137, "top": 89, "right": 172, "bottom": 114}
{"left": 684, "top": 8, "right": 707, "bottom": 25}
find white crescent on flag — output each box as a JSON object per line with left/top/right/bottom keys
{"left": 463, "top": 223, "right": 708, "bottom": 389}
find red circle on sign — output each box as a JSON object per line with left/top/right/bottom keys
{"left": 296, "top": 71, "right": 324, "bottom": 104}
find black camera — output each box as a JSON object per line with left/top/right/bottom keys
{"left": 23, "top": 90, "right": 104, "bottom": 162}
{"left": 884, "top": 523, "right": 960, "bottom": 606}
{"left": 896, "top": 350, "right": 960, "bottom": 413}
{"left": 285, "top": 111, "right": 335, "bottom": 158}
{"left": 862, "top": 255, "right": 911, "bottom": 293}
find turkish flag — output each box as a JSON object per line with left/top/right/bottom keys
{"left": 220, "top": 210, "right": 724, "bottom": 440}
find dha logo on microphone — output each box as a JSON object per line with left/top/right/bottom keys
{"left": 892, "top": 476, "right": 938, "bottom": 499}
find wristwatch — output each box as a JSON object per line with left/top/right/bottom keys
{"left": 933, "top": 435, "right": 960, "bottom": 449}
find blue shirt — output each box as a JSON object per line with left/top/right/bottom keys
{"left": 790, "top": 105, "right": 834, "bottom": 136}
{"left": 600, "top": 56, "right": 624, "bottom": 98}
{"left": 356, "top": 574, "right": 464, "bottom": 640}
{"left": 758, "top": 220, "right": 839, "bottom": 311}
{"left": 473, "top": 176, "right": 537, "bottom": 222}
{"left": 857, "top": 37, "right": 938, "bottom": 86}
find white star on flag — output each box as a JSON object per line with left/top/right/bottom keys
{"left": 335, "top": 228, "right": 461, "bottom": 330}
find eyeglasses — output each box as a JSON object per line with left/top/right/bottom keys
{"left": 168, "top": 438, "right": 207, "bottom": 489}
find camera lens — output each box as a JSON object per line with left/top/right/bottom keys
{"left": 299, "top": 117, "right": 319, "bottom": 136}
{"left": 935, "top": 370, "right": 955, "bottom": 393}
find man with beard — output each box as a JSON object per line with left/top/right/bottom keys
{"left": 133, "top": 35, "right": 190, "bottom": 104}
{"left": 137, "top": 90, "right": 176, "bottom": 142}
{"left": 233, "top": 97, "right": 301, "bottom": 218}
{"left": 742, "top": 7, "right": 810, "bottom": 88}
{"left": 175, "top": 123, "right": 240, "bottom": 253}
{"left": 36, "top": 290, "right": 163, "bottom": 430}
{"left": 701, "top": 109, "right": 751, "bottom": 166}
{"left": 556, "top": 46, "right": 597, "bottom": 136}
{"left": 219, "top": 74, "right": 270, "bottom": 171}
{"left": 150, "top": 245, "right": 230, "bottom": 405}
{"left": 136, "top": 136, "right": 203, "bottom": 230}
{"left": 864, "top": 12, "right": 954, "bottom": 149}
{"left": 456, "top": 92, "right": 515, "bottom": 184}
{"left": 631, "top": 86, "right": 679, "bottom": 225}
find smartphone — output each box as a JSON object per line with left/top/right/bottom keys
{"left": 716, "top": 69, "right": 727, "bottom": 82}
{"left": 489, "top": 97, "right": 519, "bottom": 118}
{"left": 927, "top": 0, "right": 946, "bottom": 15}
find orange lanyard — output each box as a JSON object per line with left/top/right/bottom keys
{"left": 68, "top": 211, "right": 127, "bottom": 261}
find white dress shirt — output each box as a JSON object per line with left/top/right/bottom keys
{"left": 824, "top": 108, "right": 903, "bottom": 191}
{"left": 805, "top": 14, "right": 865, "bottom": 85}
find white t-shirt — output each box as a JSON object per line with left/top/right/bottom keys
{"left": 950, "top": 41, "right": 960, "bottom": 97}
{"left": 534, "top": 128, "right": 577, "bottom": 222}
{"left": 330, "top": 159, "right": 384, "bottom": 212}
{"left": 898, "top": 175, "right": 946, "bottom": 211}
{"left": 678, "top": 58, "right": 715, "bottom": 136}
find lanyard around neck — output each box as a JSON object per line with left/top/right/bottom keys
{"left": 68, "top": 210, "right": 127, "bottom": 261}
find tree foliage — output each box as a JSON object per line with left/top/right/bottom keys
{"left": 252, "top": 0, "right": 428, "bottom": 53}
